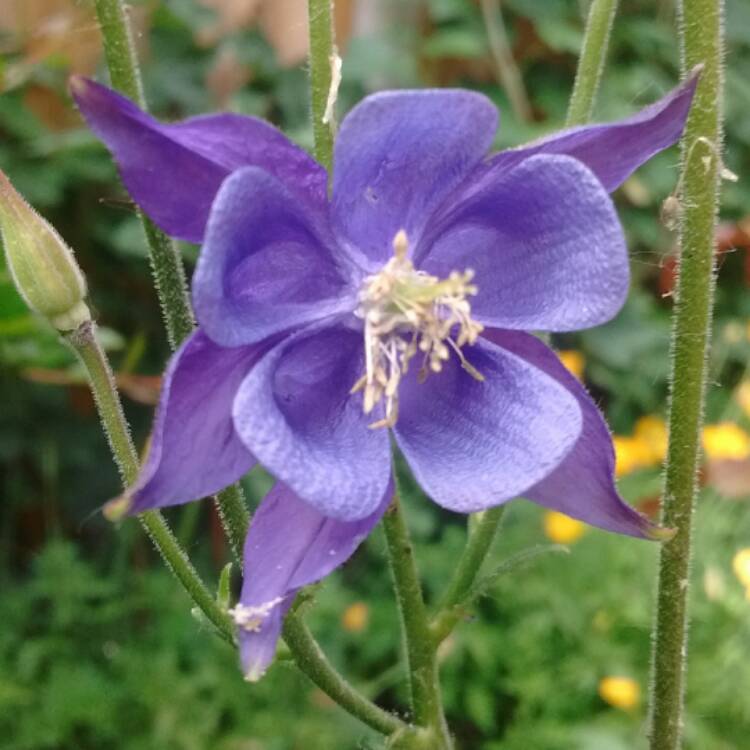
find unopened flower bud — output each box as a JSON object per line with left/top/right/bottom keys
{"left": 0, "top": 169, "right": 90, "bottom": 331}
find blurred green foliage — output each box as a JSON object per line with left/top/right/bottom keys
{"left": 2, "top": 0, "right": 750, "bottom": 748}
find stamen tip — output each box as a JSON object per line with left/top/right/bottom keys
{"left": 392, "top": 229, "right": 409, "bottom": 259}
{"left": 243, "top": 665, "right": 266, "bottom": 682}
{"left": 688, "top": 63, "right": 704, "bottom": 82}
{"left": 103, "top": 493, "right": 132, "bottom": 522}
{"left": 647, "top": 525, "right": 677, "bottom": 542}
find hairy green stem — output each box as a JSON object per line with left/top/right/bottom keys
{"left": 93, "top": 0, "right": 249, "bottom": 554}
{"left": 566, "top": 0, "right": 619, "bottom": 126}
{"left": 92, "top": 0, "right": 144, "bottom": 107}
{"left": 66, "top": 320, "right": 235, "bottom": 643}
{"left": 282, "top": 611, "right": 405, "bottom": 736}
{"left": 430, "top": 506, "right": 505, "bottom": 643}
{"left": 307, "top": 0, "right": 336, "bottom": 175}
{"left": 648, "top": 1, "right": 723, "bottom": 747}
{"left": 212, "top": 483, "right": 250, "bottom": 563}
{"left": 382, "top": 497, "right": 452, "bottom": 748}
{"left": 140, "top": 217, "right": 194, "bottom": 349}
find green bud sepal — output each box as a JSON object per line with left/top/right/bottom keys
{"left": 0, "top": 169, "right": 90, "bottom": 331}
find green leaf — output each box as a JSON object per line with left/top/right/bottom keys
{"left": 461, "top": 544, "right": 570, "bottom": 607}
{"left": 216, "top": 563, "right": 233, "bottom": 610}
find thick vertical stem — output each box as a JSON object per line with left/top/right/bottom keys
{"left": 66, "top": 321, "right": 235, "bottom": 643}
{"left": 648, "top": 1, "right": 723, "bottom": 747}
{"left": 566, "top": 0, "right": 619, "bottom": 126}
{"left": 307, "top": 0, "right": 336, "bottom": 175}
{"left": 382, "top": 498, "right": 452, "bottom": 749}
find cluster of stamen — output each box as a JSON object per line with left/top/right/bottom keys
{"left": 228, "top": 598, "right": 283, "bottom": 633}
{"left": 351, "top": 230, "right": 484, "bottom": 429}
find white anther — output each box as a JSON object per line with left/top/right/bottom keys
{"left": 353, "top": 229, "right": 484, "bottom": 427}
{"left": 393, "top": 229, "right": 409, "bottom": 260}
{"left": 229, "top": 598, "right": 283, "bottom": 633}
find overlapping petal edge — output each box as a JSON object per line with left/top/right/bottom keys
{"left": 78, "top": 70, "right": 697, "bottom": 675}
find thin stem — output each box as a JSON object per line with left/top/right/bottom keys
{"left": 648, "top": 0, "right": 723, "bottom": 747}
{"left": 307, "top": 0, "right": 336, "bottom": 175}
{"left": 141, "top": 217, "right": 194, "bottom": 349}
{"left": 67, "top": 322, "right": 138, "bottom": 485}
{"left": 139, "top": 510, "right": 234, "bottom": 642}
{"left": 92, "top": 0, "right": 144, "bottom": 107}
{"left": 282, "top": 611, "right": 405, "bottom": 736}
{"left": 479, "top": 0, "right": 532, "bottom": 122}
{"left": 93, "top": 0, "right": 247, "bottom": 550}
{"left": 430, "top": 506, "right": 505, "bottom": 643}
{"left": 566, "top": 0, "right": 619, "bottom": 126}
{"left": 382, "top": 497, "right": 452, "bottom": 748}
{"left": 212, "top": 483, "right": 250, "bottom": 564}
{"left": 66, "top": 320, "right": 235, "bottom": 643}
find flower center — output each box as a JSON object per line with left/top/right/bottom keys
{"left": 351, "top": 229, "right": 484, "bottom": 429}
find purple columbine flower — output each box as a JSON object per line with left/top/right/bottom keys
{"left": 72, "top": 72, "right": 697, "bottom": 681}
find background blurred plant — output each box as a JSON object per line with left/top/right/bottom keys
{"left": 1, "top": 0, "right": 749, "bottom": 748}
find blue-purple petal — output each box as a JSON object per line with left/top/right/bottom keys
{"left": 393, "top": 336, "right": 582, "bottom": 513}
{"left": 232, "top": 324, "right": 392, "bottom": 521}
{"left": 124, "top": 330, "right": 261, "bottom": 514}
{"left": 193, "top": 167, "right": 356, "bottom": 347}
{"left": 331, "top": 89, "right": 498, "bottom": 264}
{"left": 71, "top": 77, "right": 327, "bottom": 243}
{"left": 236, "top": 479, "right": 392, "bottom": 681}
{"left": 418, "top": 154, "right": 628, "bottom": 332}
{"left": 479, "top": 72, "right": 698, "bottom": 194}
{"left": 483, "top": 329, "right": 667, "bottom": 539}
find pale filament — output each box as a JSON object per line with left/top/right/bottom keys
{"left": 351, "top": 229, "right": 484, "bottom": 429}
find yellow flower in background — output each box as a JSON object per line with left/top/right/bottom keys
{"left": 613, "top": 436, "right": 636, "bottom": 477}
{"left": 598, "top": 676, "right": 641, "bottom": 710}
{"left": 544, "top": 510, "right": 586, "bottom": 544}
{"left": 723, "top": 321, "right": 744, "bottom": 345}
{"left": 735, "top": 381, "right": 750, "bottom": 420}
{"left": 613, "top": 435, "right": 649, "bottom": 477}
{"left": 341, "top": 602, "right": 369, "bottom": 633}
{"left": 613, "top": 415, "right": 668, "bottom": 477}
{"left": 558, "top": 350, "right": 585, "bottom": 380}
{"left": 634, "top": 415, "right": 668, "bottom": 464}
{"left": 702, "top": 423, "right": 750, "bottom": 461}
{"left": 732, "top": 549, "right": 750, "bottom": 588}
